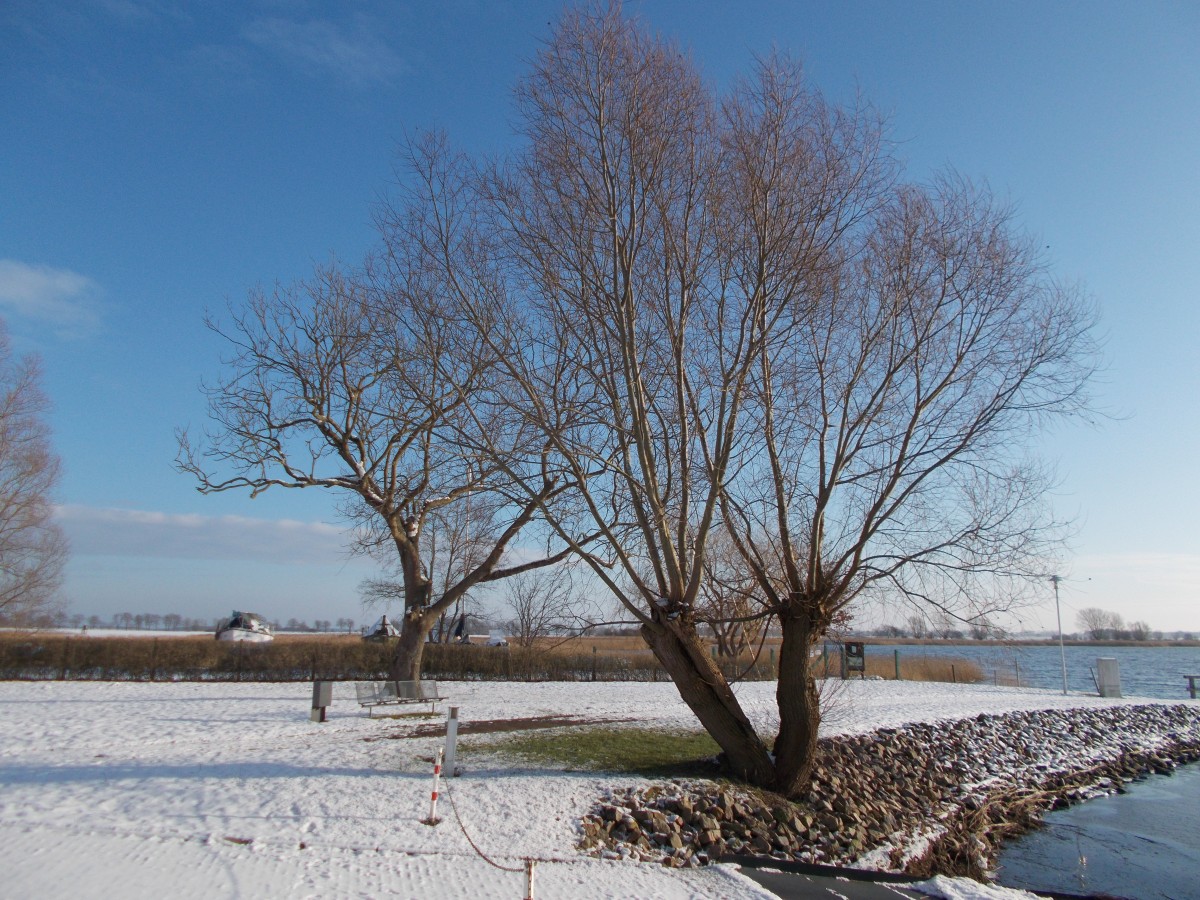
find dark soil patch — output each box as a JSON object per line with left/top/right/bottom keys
{"left": 365, "top": 714, "right": 634, "bottom": 741}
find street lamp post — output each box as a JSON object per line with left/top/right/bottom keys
{"left": 1051, "top": 575, "right": 1067, "bottom": 694}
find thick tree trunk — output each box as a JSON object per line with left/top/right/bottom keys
{"left": 772, "top": 610, "right": 821, "bottom": 799}
{"left": 389, "top": 574, "right": 433, "bottom": 682}
{"left": 641, "top": 619, "right": 776, "bottom": 788}
{"left": 389, "top": 610, "right": 429, "bottom": 681}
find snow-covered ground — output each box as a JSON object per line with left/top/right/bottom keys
{"left": 0, "top": 678, "right": 1184, "bottom": 899}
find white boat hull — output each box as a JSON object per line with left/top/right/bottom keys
{"left": 216, "top": 628, "right": 273, "bottom": 643}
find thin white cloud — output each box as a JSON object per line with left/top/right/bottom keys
{"left": 55, "top": 504, "right": 369, "bottom": 566}
{"left": 0, "top": 260, "right": 103, "bottom": 338}
{"left": 241, "top": 15, "right": 404, "bottom": 86}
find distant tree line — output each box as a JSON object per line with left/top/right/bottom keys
{"left": 1075, "top": 607, "right": 1163, "bottom": 641}
{"left": 0, "top": 610, "right": 361, "bottom": 634}
{"left": 860, "top": 609, "right": 1193, "bottom": 642}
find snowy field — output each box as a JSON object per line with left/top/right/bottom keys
{"left": 0, "top": 678, "right": 1182, "bottom": 899}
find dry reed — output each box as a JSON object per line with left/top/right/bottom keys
{"left": 0, "top": 633, "right": 982, "bottom": 684}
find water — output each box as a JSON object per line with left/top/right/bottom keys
{"left": 995, "top": 762, "right": 1200, "bottom": 899}
{"left": 861, "top": 643, "right": 1200, "bottom": 700}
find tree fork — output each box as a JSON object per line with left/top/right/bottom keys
{"left": 639, "top": 619, "right": 776, "bottom": 789}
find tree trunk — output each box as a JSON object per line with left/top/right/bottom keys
{"left": 390, "top": 597, "right": 439, "bottom": 682}
{"left": 389, "top": 614, "right": 427, "bottom": 681}
{"left": 641, "top": 619, "right": 776, "bottom": 788}
{"left": 387, "top": 567, "right": 433, "bottom": 681}
{"left": 772, "top": 610, "right": 821, "bottom": 799}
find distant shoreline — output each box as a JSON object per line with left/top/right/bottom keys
{"left": 842, "top": 637, "right": 1200, "bottom": 648}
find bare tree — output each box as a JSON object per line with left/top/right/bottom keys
{"left": 1126, "top": 620, "right": 1151, "bottom": 641}
{"left": 177, "top": 262, "right": 573, "bottom": 680}
{"left": 392, "top": 4, "right": 1094, "bottom": 797}
{"left": 503, "top": 564, "right": 585, "bottom": 648}
{"left": 1077, "top": 607, "right": 1123, "bottom": 640}
{"left": 0, "top": 320, "right": 67, "bottom": 623}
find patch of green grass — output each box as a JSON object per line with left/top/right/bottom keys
{"left": 485, "top": 726, "right": 722, "bottom": 776}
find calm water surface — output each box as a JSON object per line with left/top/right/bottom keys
{"left": 858, "top": 643, "right": 1200, "bottom": 700}
{"left": 995, "top": 762, "right": 1200, "bottom": 900}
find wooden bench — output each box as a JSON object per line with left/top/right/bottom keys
{"left": 354, "top": 680, "right": 444, "bottom": 716}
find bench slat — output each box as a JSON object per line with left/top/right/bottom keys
{"left": 353, "top": 680, "right": 443, "bottom": 714}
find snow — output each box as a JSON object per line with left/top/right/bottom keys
{"left": 914, "top": 875, "right": 1045, "bottom": 900}
{"left": 0, "top": 678, "right": 1184, "bottom": 898}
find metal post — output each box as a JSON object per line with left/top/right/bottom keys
{"left": 444, "top": 706, "right": 460, "bottom": 777}
{"left": 524, "top": 858, "right": 536, "bottom": 900}
{"left": 1052, "top": 575, "right": 1068, "bottom": 695}
{"left": 422, "top": 748, "right": 444, "bottom": 826}
{"left": 310, "top": 680, "right": 332, "bottom": 723}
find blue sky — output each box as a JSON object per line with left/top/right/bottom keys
{"left": 2, "top": 1, "right": 1198, "bottom": 632}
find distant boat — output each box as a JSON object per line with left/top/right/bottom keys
{"left": 215, "top": 611, "right": 274, "bottom": 643}
{"left": 362, "top": 615, "right": 401, "bottom": 642}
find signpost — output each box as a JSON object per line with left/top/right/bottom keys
{"left": 842, "top": 641, "right": 866, "bottom": 679}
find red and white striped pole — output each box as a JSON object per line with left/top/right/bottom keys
{"left": 421, "top": 747, "right": 444, "bottom": 826}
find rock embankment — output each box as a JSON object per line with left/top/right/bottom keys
{"left": 577, "top": 703, "right": 1200, "bottom": 878}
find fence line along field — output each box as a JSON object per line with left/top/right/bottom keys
{"left": 0, "top": 631, "right": 982, "bottom": 684}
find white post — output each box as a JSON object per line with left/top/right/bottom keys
{"left": 422, "top": 748, "right": 443, "bottom": 825}
{"left": 444, "top": 706, "right": 460, "bottom": 777}
{"left": 524, "top": 858, "right": 536, "bottom": 900}
{"left": 1052, "top": 575, "right": 1068, "bottom": 695}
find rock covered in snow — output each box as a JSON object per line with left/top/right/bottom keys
{"left": 577, "top": 702, "right": 1200, "bottom": 880}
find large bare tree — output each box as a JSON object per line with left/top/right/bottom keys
{"left": 177, "top": 261, "right": 572, "bottom": 679}
{"left": 402, "top": 4, "right": 1095, "bottom": 797}
{"left": 0, "top": 319, "right": 67, "bottom": 622}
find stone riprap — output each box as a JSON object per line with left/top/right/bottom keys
{"left": 577, "top": 703, "right": 1200, "bottom": 878}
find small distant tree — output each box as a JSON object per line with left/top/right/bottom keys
{"left": 0, "top": 320, "right": 67, "bottom": 623}
{"left": 1126, "top": 620, "right": 1151, "bottom": 641}
{"left": 503, "top": 564, "right": 584, "bottom": 648}
{"left": 1077, "top": 607, "right": 1123, "bottom": 640}
{"left": 696, "top": 530, "right": 771, "bottom": 659}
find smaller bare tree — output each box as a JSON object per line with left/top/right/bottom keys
{"left": 696, "top": 530, "right": 771, "bottom": 659}
{"left": 1077, "top": 607, "right": 1123, "bottom": 640}
{"left": 1126, "top": 620, "right": 1151, "bottom": 641}
{"left": 177, "top": 261, "right": 573, "bottom": 680}
{"left": 907, "top": 615, "right": 929, "bottom": 640}
{"left": 504, "top": 564, "right": 585, "bottom": 648}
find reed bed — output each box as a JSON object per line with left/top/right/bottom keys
{"left": 0, "top": 632, "right": 981, "bottom": 684}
